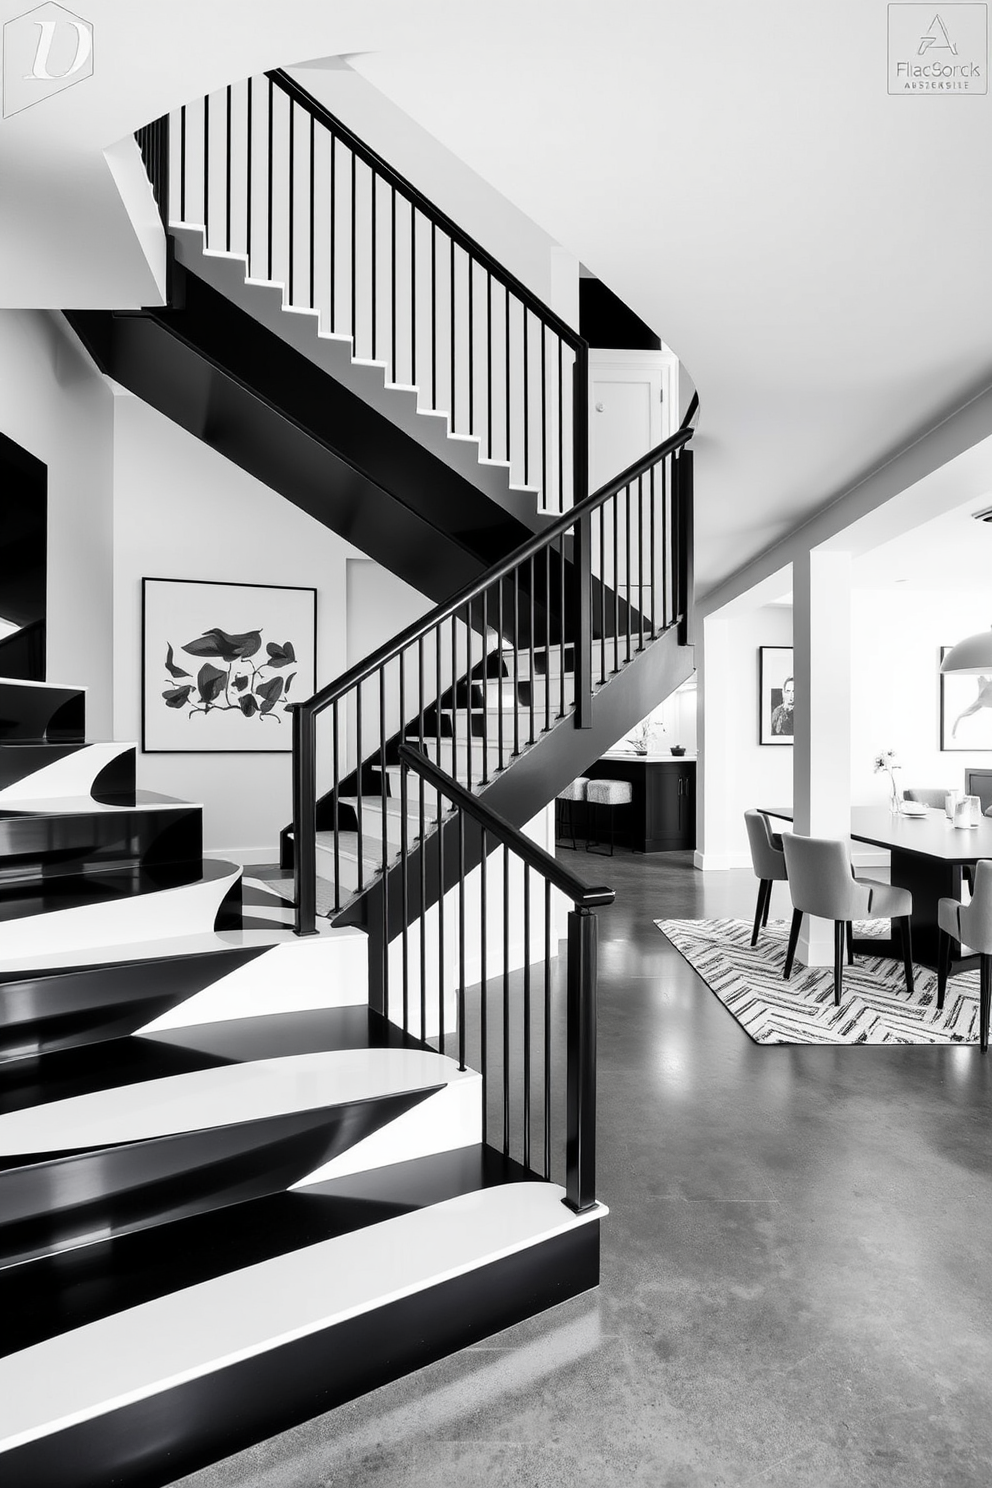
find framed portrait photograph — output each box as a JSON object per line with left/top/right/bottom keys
{"left": 142, "top": 578, "right": 317, "bottom": 753}
{"left": 940, "top": 646, "right": 992, "bottom": 752}
{"left": 759, "top": 646, "right": 794, "bottom": 746}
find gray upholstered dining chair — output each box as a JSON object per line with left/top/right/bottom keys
{"left": 902, "top": 788, "right": 949, "bottom": 809}
{"left": 937, "top": 859, "right": 992, "bottom": 1052}
{"left": 781, "top": 833, "right": 915, "bottom": 1006}
{"left": 744, "top": 810, "right": 787, "bottom": 948}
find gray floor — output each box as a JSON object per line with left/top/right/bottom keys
{"left": 175, "top": 851, "right": 992, "bottom": 1488}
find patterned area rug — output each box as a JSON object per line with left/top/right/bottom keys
{"left": 655, "top": 917, "right": 981, "bottom": 1044}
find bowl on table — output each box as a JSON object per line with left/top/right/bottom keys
{"left": 899, "top": 801, "right": 928, "bottom": 818}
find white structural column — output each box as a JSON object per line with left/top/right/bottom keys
{"left": 793, "top": 548, "right": 852, "bottom": 966}
{"left": 694, "top": 613, "right": 735, "bottom": 869}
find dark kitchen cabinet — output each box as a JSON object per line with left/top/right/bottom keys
{"left": 585, "top": 756, "right": 696, "bottom": 852}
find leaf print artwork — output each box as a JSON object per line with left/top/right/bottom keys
{"left": 161, "top": 623, "right": 302, "bottom": 728}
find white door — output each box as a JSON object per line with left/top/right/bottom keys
{"left": 589, "top": 349, "right": 677, "bottom": 492}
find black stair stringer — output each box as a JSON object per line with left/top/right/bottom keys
{"left": 64, "top": 270, "right": 540, "bottom": 607}
{"left": 337, "top": 626, "right": 694, "bottom": 1010}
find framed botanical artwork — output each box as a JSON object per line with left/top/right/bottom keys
{"left": 759, "top": 646, "right": 794, "bottom": 746}
{"left": 940, "top": 646, "right": 992, "bottom": 752}
{"left": 142, "top": 578, "right": 316, "bottom": 753}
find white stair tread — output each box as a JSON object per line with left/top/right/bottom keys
{"left": 0, "top": 677, "right": 86, "bottom": 692}
{"left": 0, "top": 1183, "right": 604, "bottom": 1452}
{"left": 0, "top": 921, "right": 354, "bottom": 978}
{"left": 0, "top": 790, "right": 199, "bottom": 816}
{"left": 0, "top": 1048, "right": 468, "bottom": 1156}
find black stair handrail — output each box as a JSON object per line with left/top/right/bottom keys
{"left": 289, "top": 421, "right": 694, "bottom": 935}
{"left": 397, "top": 744, "right": 612, "bottom": 1214}
{"left": 267, "top": 69, "right": 583, "bottom": 352}
{"left": 294, "top": 423, "right": 694, "bottom": 722}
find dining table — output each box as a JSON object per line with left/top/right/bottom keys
{"left": 760, "top": 804, "right": 992, "bottom": 971}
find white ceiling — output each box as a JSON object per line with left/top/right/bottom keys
{"left": 2, "top": 0, "right": 991, "bottom": 599}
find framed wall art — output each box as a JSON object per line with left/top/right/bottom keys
{"left": 142, "top": 578, "right": 316, "bottom": 753}
{"left": 940, "top": 646, "right": 992, "bottom": 752}
{"left": 759, "top": 646, "right": 794, "bottom": 746}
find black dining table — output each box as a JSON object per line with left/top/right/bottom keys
{"left": 761, "top": 805, "right": 992, "bottom": 970}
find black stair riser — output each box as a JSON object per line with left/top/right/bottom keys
{"left": 0, "top": 684, "right": 84, "bottom": 744}
{"left": 0, "top": 805, "right": 202, "bottom": 888}
{"left": 0, "top": 744, "right": 136, "bottom": 803}
{"left": 0, "top": 1088, "right": 438, "bottom": 1268}
{"left": 0, "top": 948, "right": 268, "bottom": 1065}
{"left": 0, "top": 1218, "right": 599, "bottom": 1488}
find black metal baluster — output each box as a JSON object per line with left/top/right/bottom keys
{"left": 350, "top": 149, "right": 357, "bottom": 345}
{"left": 613, "top": 496, "right": 620, "bottom": 675}
{"left": 245, "top": 82, "right": 252, "bottom": 267}
{"left": 662, "top": 457, "right": 669, "bottom": 626}
{"left": 308, "top": 112, "right": 315, "bottom": 309}
{"left": 203, "top": 91, "right": 210, "bottom": 241}
{"left": 544, "top": 546, "right": 551, "bottom": 733}
{"left": 329, "top": 132, "right": 336, "bottom": 332}
{"left": 438, "top": 802, "right": 446, "bottom": 1056}
{"left": 502, "top": 843, "right": 510, "bottom": 1157}
{"left": 486, "top": 271, "right": 493, "bottom": 459}
{"left": 637, "top": 474, "right": 645, "bottom": 650}
{"left": 625, "top": 483, "right": 632, "bottom": 663}
{"left": 480, "top": 829, "right": 489, "bottom": 1146}
{"left": 523, "top": 862, "right": 531, "bottom": 1171}
{"left": 356, "top": 693, "right": 364, "bottom": 893}
{"left": 431, "top": 223, "right": 437, "bottom": 408}
{"left": 400, "top": 752, "right": 409, "bottom": 1034}
{"left": 450, "top": 237, "right": 456, "bottom": 431}
{"left": 180, "top": 104, "right": 187, "bottom": 220}
{"left": 481, "top": 590, "right": 489, "bottom": 786}
{"left": 505, "top": 289, "right": 511, "bottom": 467}
{"left": 541, "top": 327, "right": 547, "bottom": 510}
{"left": 379, "top": 665, "right": 389, "bottom": 1011}
{"left": 464, "top": 603, "right": 473, "bottom": 792}
{"left": 390, "top": 184, "right": 396, "bottom": 382}
{"left": 544, "top": 877, "right": 552, "bottom": 1179}
{"left": 410, "top": 202, "right": 417, "bottom": 387}
{"left": 418, "top": 640, "right": 426, "bottom": 1042}
{"left": 557, "top": 339, "right": 564, "bottom": 513}
{"left": 512, "top": 571, "right": 520, "bottom": 757}
{"left": 266, "top": 78, "right": 273, "bottom": 278}
{"left": 559, "top": 535, "right": 566, "bottom": 719}
{"left": 600, "top": 505, "right": 607, "bottom": 684}
{"left": 451, "top": 614, "right": 458, "bottom": 789}
{"left": 649, "top": 463, "right": 656, "bottom": 634}
{"left": 528, "top": 556, "right": 536, "bottom": 745}
{"left": 288, "top": 100, "right": 295, "bottom": 302}
{"left": 458, "top": 811, "right": 466, "bottom": 1072}
{"left": 497, "top": 582, "right": 505, "bottom": 771}
{"left": 468, "top": 257, "right": 475, "bottom": 437}
{"left": 523, "top": 309, "right": 530, "bottom": 489}
{"left": 371, "top": 168, "right": 377, "bottom": 360}
{"left": 332, "top": 700, "right": 341, "bottom": 912}
{"left": 224, "top": 85, "right": 232, "bottom": 251}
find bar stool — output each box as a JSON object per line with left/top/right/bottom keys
{"left": 556, "top": 777, "right": 589, "bottom": 850}
{"left": 585, "top": 778, "right": 632, "bottom": 857}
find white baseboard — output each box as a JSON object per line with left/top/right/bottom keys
{"left": 204, "top": 847, "right": 278, "bottom": 867}
{"left": 694, "top": 848, "right": 889, "bottom": 873}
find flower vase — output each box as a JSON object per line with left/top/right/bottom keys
{"left": 889, "top": 783, "right": 901, "bottom": 814}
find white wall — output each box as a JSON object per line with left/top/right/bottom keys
{"left": 696, "top": 604, "right": 793, "bottom": 869}
{"left": 112, "top": 392, "right": 369, "bottom": 859}
{"left": 850, "top": 590, "right": 992, "bottom": 808}
{"left": 0, "top": 311, "right": 114, "bottom": 736}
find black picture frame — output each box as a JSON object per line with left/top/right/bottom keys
{"left": 759, "top": 646, "right": 794, "bottom": 746}
{"left": 940, "top": 645, "right": 992, "bottom": 753}
{"left": 141, "top": 577, "right": 317, "bottom": 754}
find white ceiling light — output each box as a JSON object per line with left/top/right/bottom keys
{"left": 940, "top": 627, "right": 992, "bottom": 675}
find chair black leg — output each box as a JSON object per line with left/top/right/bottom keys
{"left": 833, "top": 920, "right": 845, "bottom": 1007}
{"left": 762, "top": 884, "right": 772, "bottom": 927}
{"left": 751, "top": 880, "right": 770, "bottom": 947}
{"left": 784, "top": 909, "right": 802, "bottom": 980}
{"left": 846, "top": 922, "right": 855, "bottom": 966}
{"left": 898, "top": 916, "right": 914, "bottom": 997}
{"left": 937, "top": 928, "right": 951, "bottom": 1011}
{"left": 981, "top": 955, "right": 991, "bottom": 1054}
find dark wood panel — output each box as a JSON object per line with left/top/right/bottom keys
{"left": 585, "top": 757, "right": 695, "bottom": 852}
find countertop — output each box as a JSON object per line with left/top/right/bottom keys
{"left": 601, "top": 750, "right": 697, "bottom": 763}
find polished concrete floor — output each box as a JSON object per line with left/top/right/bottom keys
{"left": 175, "top": 852, "right": 992, "bottom": 1487}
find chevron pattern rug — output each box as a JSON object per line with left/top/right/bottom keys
{"left": 655, "top": 917, "right": 981, "bottom": 1044}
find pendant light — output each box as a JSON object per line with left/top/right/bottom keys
{"left": 940, "top": 627, "right": 992, "bottom": 675}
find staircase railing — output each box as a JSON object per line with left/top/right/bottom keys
{"left": 394, "top": 743, "right": 612, "bottom": 1214}
{"left": 161, "top": 68, "right": 586, "bottom": 515}
{"left": 289, "top": 424, "right": 693, "bottom": 936}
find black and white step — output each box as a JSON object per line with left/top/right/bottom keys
{"left": 0, "top": 790, "right": 202, "bottom": 888}
{"left": 0, "top": 740, "right": 136, "bottom": 804}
